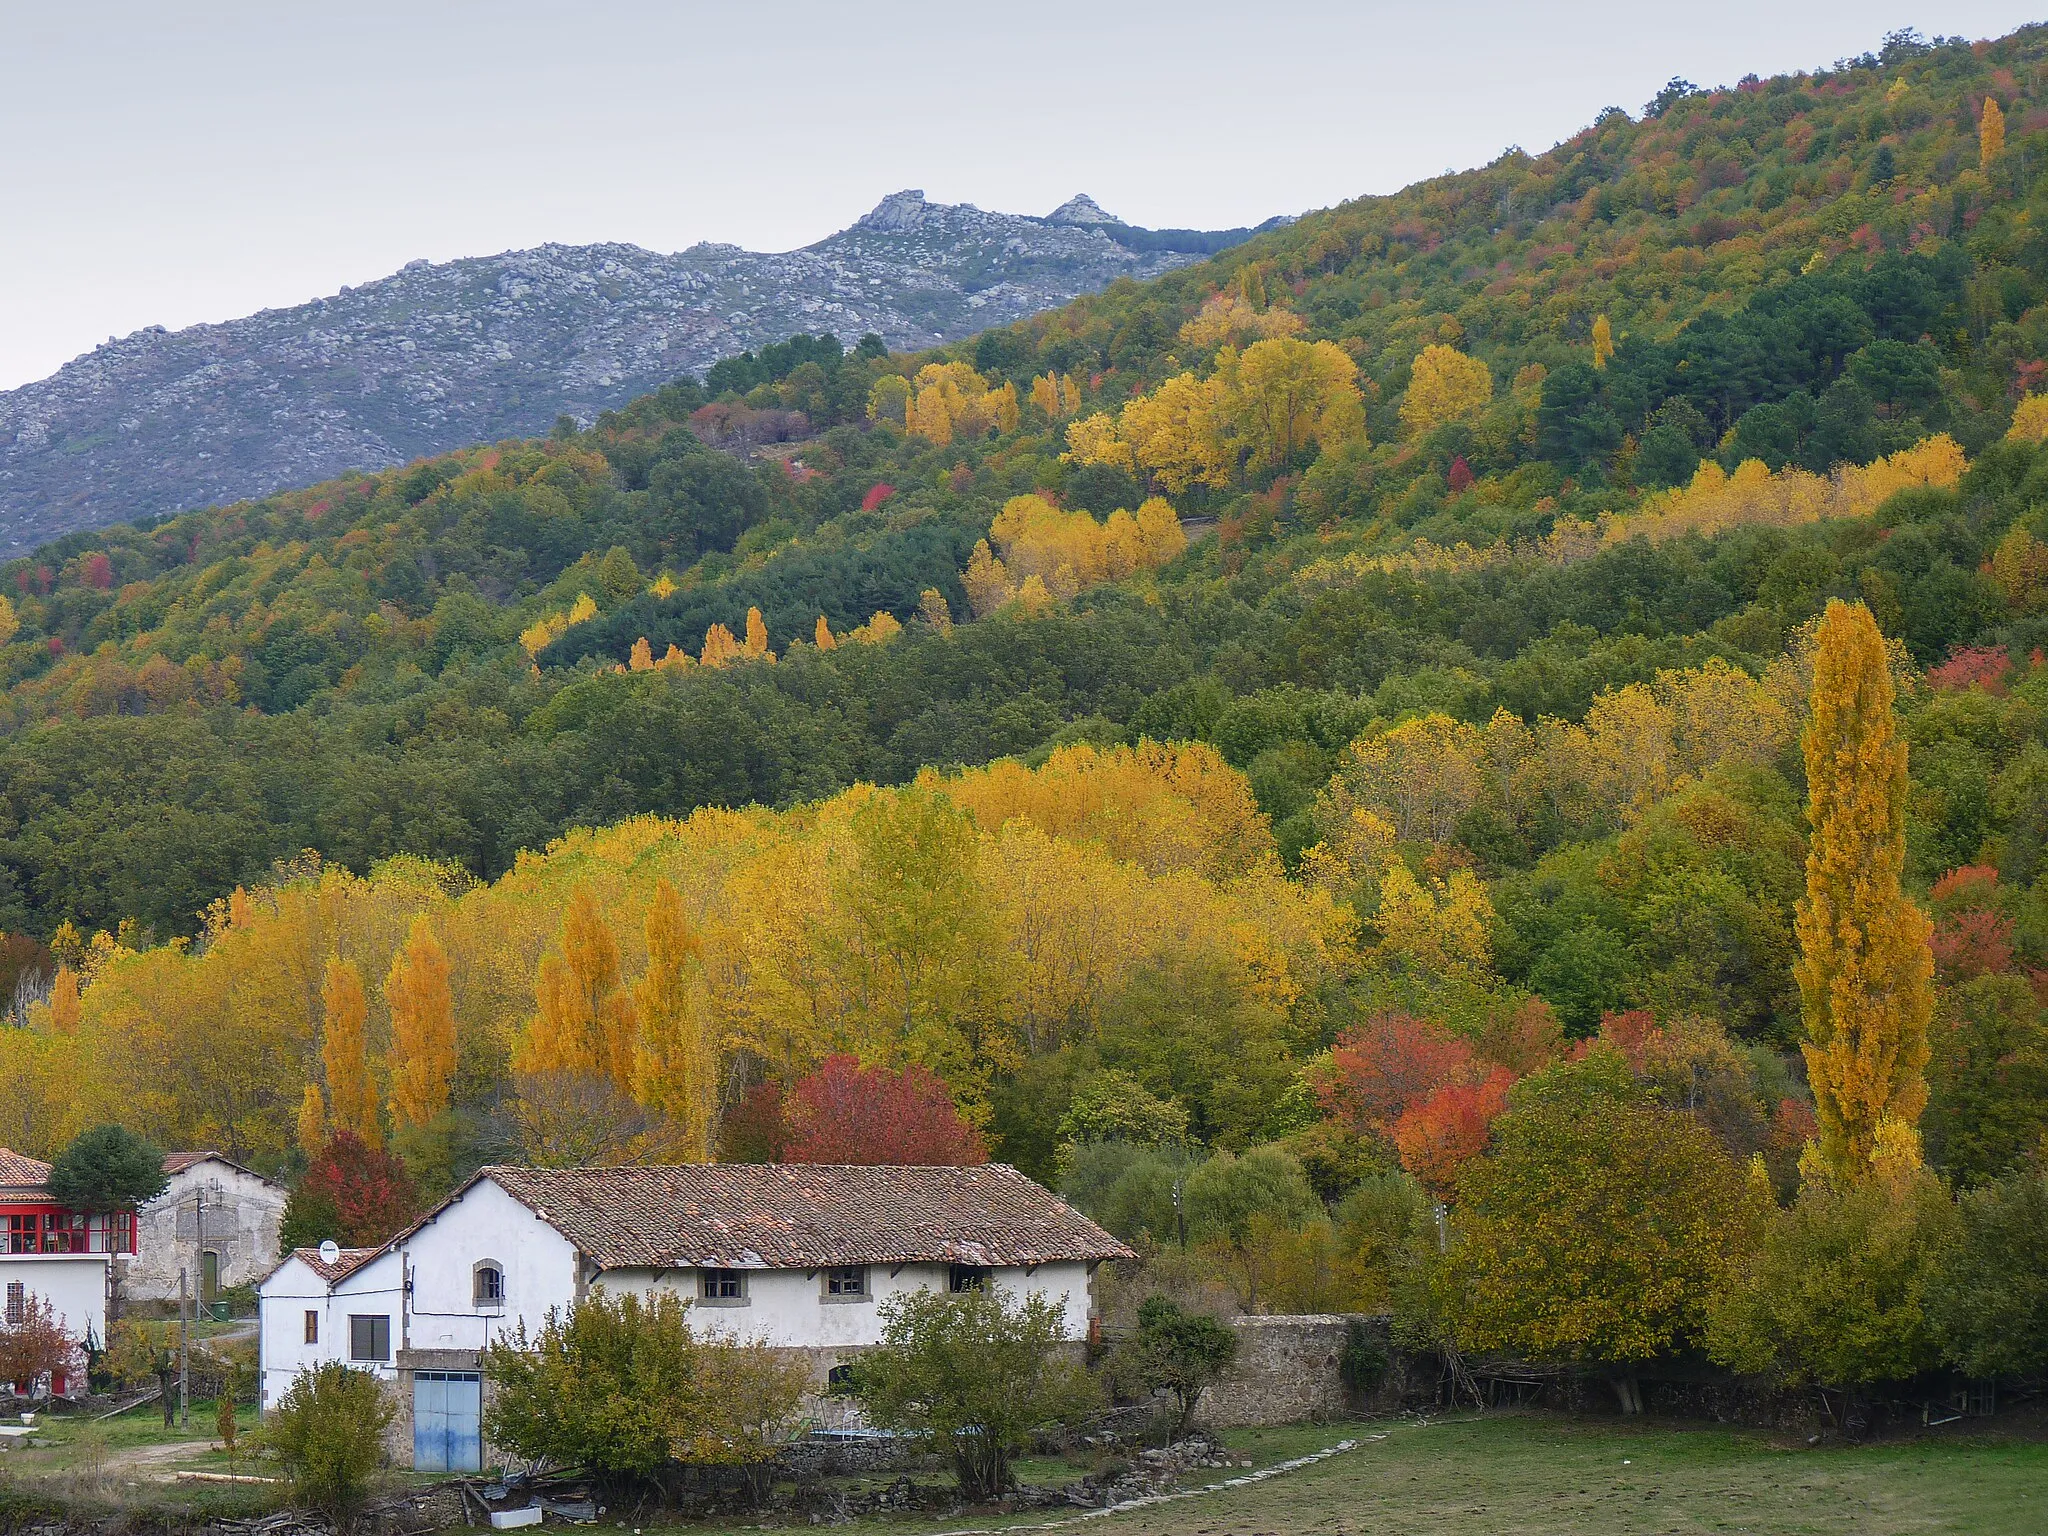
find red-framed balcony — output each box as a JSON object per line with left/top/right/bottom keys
{"left": 0, "top": 1206, "right": 135, "bottom": 1256}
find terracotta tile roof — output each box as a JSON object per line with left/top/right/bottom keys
{"left": 287, "top": 1246, "right": 382, "bottom": 1285}
{"left": 481, "top": 1163, "right": 1137, "bottom": 1272}
{"left": 0, "top": 1148, "right": 52, "bottom": 1189}
{"left": 162, "top": 1152, "right": 215, "bottom": 1176}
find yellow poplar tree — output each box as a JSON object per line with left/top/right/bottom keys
{"left": 296, "top": 1084, "right": 326, "bottom": 1159}
{"left": 1981, "top": 96, "right": 2006, "bottom": 165}
{"left": 1120, "top": 373, "right": 1232, "bottom": 492}
{"left": 47, "top": 966, "right": 81, "bottom": 1035}
{"left": 632, "top": 880, "right": 715, "bottom": 1160}
{"left": 320, "top": 957, "right": 380, "bottom": 1149}
{"left": 628, "top": 637, "right": 654, "bottom": 671}
{"left": 1591, "top": 314, "right": 1615, "bottom": 370}
{"left": 386, "top": 916, "right": 458, "bottom": 1130}
{"left": 962, "top": 541, "right": 1014, "bottom": 617}
{"left": 519, "top": 887, "right": 635, "bottom": 1088}
{"left": 700, "top": 623, "right": 741, "bottom": 667}
{"left": 744, "top": 607, "right": 772, "bottom": 659}
{"left": 814, "top": 615, "right": 838, "bottom": 650}
{"left": 1218, "top": 337, "right": 1364, "bottom": 471}
{"left": 1794, "top": 600, "right": 1934, "bottom": 1179}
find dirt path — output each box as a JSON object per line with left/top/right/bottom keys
{"left": 104, "top": 1436, "right": 219, "bottom": 1481}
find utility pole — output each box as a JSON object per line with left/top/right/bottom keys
{"left": 177, "top": 1268, "right": 190, "bottom": 1428}
{"left": 193, "top": 1189, "right": 206, "bottom": 1320}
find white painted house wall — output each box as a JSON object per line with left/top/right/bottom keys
{"left": 259, "top": 1172, "right": 1105, "bottom": 1448}
{"left": 0, "top": 1255, "right": 108, "bottom": 1354}
{"left": 399, "top": 1180, "right": 580, "bottom": 1355}
{"left": 257, "top": 1248, "right": 403, "bottom": 1411}
{"left": 620, "top": 1260, "right": 1094, "bottom": 1347}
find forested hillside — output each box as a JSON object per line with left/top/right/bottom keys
{"left": 2, "top": 20, "right": 2047, "bottom": 1223}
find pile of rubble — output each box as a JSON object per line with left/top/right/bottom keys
{"left": 1085, "top": 1435, "right": 1257, "bottom": 1505}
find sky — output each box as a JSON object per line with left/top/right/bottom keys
{"left": 3, "top": 1, "right": 2045, "bottom": 390}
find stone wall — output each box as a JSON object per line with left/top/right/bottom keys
{"left": 1195, "top": 1315, "right": 1360, "bottom": 1428}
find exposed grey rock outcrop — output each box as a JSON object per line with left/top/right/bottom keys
{"left": 0, "top": 190, "right": 1259, "bottom": 550}
{"left": 1047, "top": 193, "right": 1120, "bottom": 225}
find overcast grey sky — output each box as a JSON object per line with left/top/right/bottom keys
{"left": 3, "top": 2, "right": 2043, "bottom": 389}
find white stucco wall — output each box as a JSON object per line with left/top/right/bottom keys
{"left": 611, "top": 1259, "right": 1094, "bottom": 1346}
{"left": 258, "top": 1249, "right": 404, "bottom": 1410}
{"left": 0, "top": 1255, "right": 108, "bottom": 1354}
{"left": 131, "top": 1160, "right": 288, "bottom": 1302}
{"left": 399, "top": 1179, "right": 580, "bottom": 1355}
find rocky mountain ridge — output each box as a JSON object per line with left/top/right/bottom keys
{"left": 0, "top": 191, "right": 1277, "bottom": 550}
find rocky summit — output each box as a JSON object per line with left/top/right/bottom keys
{"left": 0, "top": 191, "right": 1264, "bottom": 549}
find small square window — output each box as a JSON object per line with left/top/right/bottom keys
{"left": 949, "top": 1264, "right": 990, "bottom": 1293}
{"left": 824, "top": 1266, "right": 866, "bottom": 1298}
{"left": 474, "top": 1264, "right": 504, "bottom": 1306}
{"left": 303, "top": 1310, "right": 319, "bottom": 1344}
{"left": 701, "top": 1269, "right": 744, "bottom": 1301}
{"left": 348, "top": 1314, "right": 390, "bottom": 1363}
{"left": 825, "top": 1363, "right": 857, "bottom": 1396}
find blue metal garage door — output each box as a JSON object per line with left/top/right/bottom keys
{"left": 413, "top": 1371, "right": 482, "bottom": 1472}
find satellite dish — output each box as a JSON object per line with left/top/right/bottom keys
{"left": 318, "top": 1239, "right": 341, "bottom": 1266}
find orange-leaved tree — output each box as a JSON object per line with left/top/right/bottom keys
{"left": 47, "top": 965, "right": 81, "bottom": 1035}
{"left": 520, "top": 886, "right": 635, "bottom": 1086}
{"left": 386, "top": 916, "right": 457, "bottom": 1131}
{"left": 295, "top": 1083, "right": 326, "bottom": 1159}
{"left": 1794, "top": 599, "right": 1933, "bottom": 1180}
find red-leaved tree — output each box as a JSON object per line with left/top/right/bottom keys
{"left": 0, "top": 1293, "right": 82, "bottom": 1394}
{"left": 780, "top": 1055, "right": 986, "bottom": 1165}
{"left": 283, "top": 1132, "right": 421, "bottom": 1249}
{"left": 1312, "top": 1011, "right": 1474, "bottom": 1138}
{"left": 1929, "top": 865, "right": 2018, "bottom": 982}
{"left": 1926, "top": 645, "right": 2013, "bottom": 694}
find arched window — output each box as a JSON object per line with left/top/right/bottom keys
{"left": 473, "top": 1261, "right": 505, "bottom": 1308}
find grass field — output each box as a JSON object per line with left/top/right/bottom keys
{"left": 679, "top": 1415, "right": 2046, "bottom": 1536}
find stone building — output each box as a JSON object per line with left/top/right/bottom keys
{"left": 126, "top": 1153, "right": 288, "bottom": 1305}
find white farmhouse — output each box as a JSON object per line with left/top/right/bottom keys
{"left": 127, "top": 1152, "right": 288, "bottom": 1305}
{"left": 0, "top": 1148, "right": 133, "bottom": 1396}
{"left": 258, "top": 1162, "right": 1133, "bottom": 1472}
